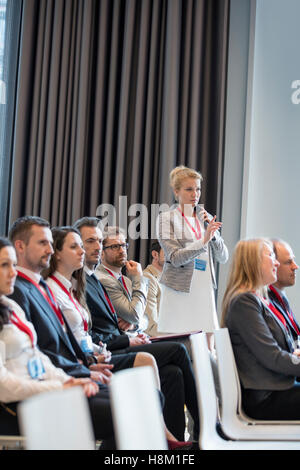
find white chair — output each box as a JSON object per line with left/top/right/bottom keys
{"left": 110, "top": 366, "right": 168, "bottom": 450}
{"left": 214, "top": 328, "right": 300, "bottom": 441}
{"left": 190, "top": 332, "right": 299, "bottom": 449}
{"left": 18, "top": 387, "right": 95, "bottom": 450}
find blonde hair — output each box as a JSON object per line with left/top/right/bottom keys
{"left": 169, "top": 165, "right": 203, "bottom": 193}
{"left": 220, "top": 238, "right": 273, "bottom": 327}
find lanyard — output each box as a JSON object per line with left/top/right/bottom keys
{"left": 269, "top": 285, "right": 300, "bottom": 335}
{"left": 17, "top": 271, "right": 65, "bottom": 326}
{"left": 257, "top": 293, "right": 288, "bottom": 330}
{"left": 10, "top": 311, "right": 35, "bottom": 348}
{"left": 103, "top": 288, "right": 116, "bottom": 314}
{"left": 103, "top": 267, "right": 130, "bottom": 296}
{"left": 177, "top": 208, "right": 202, "bottom": 240}
{"left": 50, "top": 275, "right": 88, "bottom": 332}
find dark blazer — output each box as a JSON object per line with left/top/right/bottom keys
{"left": 85, "top": 273, "right": 130, "bottom": 352}
{"left": 226, "top": 292, "right": 300, "bottom": 391}
{"left": 268, "top": 287, "right": 300, "bottom": 340}
{"left": 9, "top": 276, "right": 91, "bottom": 378}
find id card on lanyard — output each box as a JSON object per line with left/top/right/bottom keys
{"left": 194, "top": 259, "right": 207, "bottom": 271}
{"left": 10, "top": 311, "right": 45, "bottom": 380}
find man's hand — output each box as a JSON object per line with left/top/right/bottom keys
{"left": 118, "top": 317, "right": 133, "bottom": 331}
{"left": 129, "top": 333, "right": 151, "bottom": 347}
{"left": 125, "top": 260, "right": 143, "bottom": 278}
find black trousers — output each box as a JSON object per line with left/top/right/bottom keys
{"left": 113, "top": 341, "right": 199, "bottom": 441}
{"left": 109, "top": 352, "right": 136, "bottom": 371}
{"left": 242, "top": 382, "right": 300, "bottom": 420}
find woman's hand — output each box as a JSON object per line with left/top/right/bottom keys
{"left": 203, "top": 215, "right": 222, "bottom": 244}
{"left": 63, "top": 377, "right": 99, "bottom": 397}
{"left": 89, "top": 363, "right": 114, "bottom": 385}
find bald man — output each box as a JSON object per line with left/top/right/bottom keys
{"left": 269, "top": 239, "right": 300, "bottom": 343}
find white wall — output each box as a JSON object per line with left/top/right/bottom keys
{"left": 242, "top": 0, "right": 300, "bottom": 317}
{"left": 218, "top": 0, "right": 300, "bottom": 320}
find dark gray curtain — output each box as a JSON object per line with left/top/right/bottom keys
{"left": 9, "top": 0, "right": 229, "bottom": 266}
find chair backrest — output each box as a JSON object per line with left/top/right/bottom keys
{"left": 110, "top": 366, "right": 167, "bottom": 450}
{"left": 18, "top": 386, "right": 95, "bottom": 450}
{"left": 190, "top": 333, "right": 219, "bottom": 446}
{"left": 214, "top": 328, "right": 241, "bottom": 422}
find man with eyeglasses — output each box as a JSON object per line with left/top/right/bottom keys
{"left": 73, "top": 217, "right": 199, "bottom": 442}
{"left": 96, "top": 226, "right": 148, "bottom": 334}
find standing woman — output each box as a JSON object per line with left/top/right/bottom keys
{"left": 157, "top": 165, "right": 228, "bottom": 334}
{"left": 221, "top": 239, "right": 300, "bottom": 420}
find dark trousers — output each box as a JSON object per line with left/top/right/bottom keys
{"left": 242, "top": 382, "right": 300, "bottom": 420}
{"left": 114, "top": 341, "right": 199, "bottom": 441}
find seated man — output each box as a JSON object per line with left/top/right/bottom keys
{"left": 96, "top": 226, "right": 148, "bottom": 332}
{"left": 73, "top": 217, "right": 200, "bottom": 442}
{"left": 269, "top": 238, "right": 300, "bottom": 343}
{"left": 143, "top": 240, "right": 164, "bottom": 337}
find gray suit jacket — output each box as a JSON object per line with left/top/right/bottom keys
{"left": 225, "top": 292, "right": 300, "bottom": 391}
{"left": 95, "top": 264, "right": 148, "bottom": 330}
{"left": 158, "top": 205, "right": 228, "bottom": 293}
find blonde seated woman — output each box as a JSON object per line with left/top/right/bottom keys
{"left": 221, "top": 238, "right": 300, "bottom": 420}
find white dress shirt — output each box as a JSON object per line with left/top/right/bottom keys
{"left": 46, "top": 271, "right": 102, "bottom": 354}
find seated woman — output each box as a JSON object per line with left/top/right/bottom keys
{"left": 221, "top": 238, "right": 300, "bottom": 420}
{"left": 0, "top": 237, "right": 99, "bottom": 436}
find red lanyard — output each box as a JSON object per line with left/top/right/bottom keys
{"left": 258, "top": 294, "right": 288, "bottom": 330}
{"left": 177, "top": 208, "right": 202, "bottom": 240}
{"left": 17, "top": 271, "right": 65, "bottom": 326}
{"left": 103, "top": 267, "right": 130, "bottom": 296}
{"left": 269, "top": 286, "right": 300, "bottom": 335}
{"left": 10, "top": 311, "right": 35, "bottom": 348}
{"left": 103, "top": 288, "right": 116, "bottom": 314}
{"left": 50, "top": 275, "right": 88, "bottom": 331}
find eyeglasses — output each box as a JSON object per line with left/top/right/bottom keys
{"left": 103, "top": 243, "right": 129, "bottom": 251}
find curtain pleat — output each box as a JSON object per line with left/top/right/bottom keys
{"left": 9, "top": 0, "right": 229, "bottom": 266}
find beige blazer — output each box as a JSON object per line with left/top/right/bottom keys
{"left": 158, "top": 205, "right": 228, "bottom": 293}
{"left": 143, "top": 264, "right": 162, "bottom": 337}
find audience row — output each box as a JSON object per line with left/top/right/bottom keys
{"left": 1, "top": 163, "right": 300, "bottom": 449}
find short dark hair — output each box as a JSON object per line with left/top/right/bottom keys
{"left": 9, "top": 216, "right": 50, "bottom": 244}
{"left": 73, "top": 217, "right": 100, "bottom": 232}
{"left": 150, "top": 240, "right": 162, "bottom": 256}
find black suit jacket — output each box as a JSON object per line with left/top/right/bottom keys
{"left": 268, "top": 287, "right": 300, "bottom": 341}
{"left": 85, "top": 273, "right": 130, "bottom": 352}
{"left": 9, "top": 276, "right": 91, "bottom": 378}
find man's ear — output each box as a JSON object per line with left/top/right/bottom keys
{"left": 14, "top": 239, "right": 25, "bottom": 253}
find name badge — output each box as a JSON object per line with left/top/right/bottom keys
{"left": 194, "top": 259, "right": 207, "bottom": 271}
{"left": 81, "top": 336, "right": 93, "bottom": 353}
{"left": 27, "top": 355, "right": 45, "bottom": 380}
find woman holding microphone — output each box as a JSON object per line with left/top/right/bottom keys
{"left": 157, "top": 165, "right": 228, "bottom": 335}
